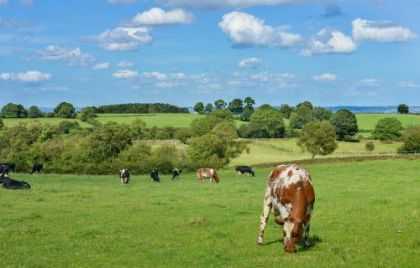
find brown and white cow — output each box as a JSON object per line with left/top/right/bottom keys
{"left": 196, "top": 168, "right": 220, "bottom": 183}
{"left": 257, "top": 164, "right": 315, "bottom": 253}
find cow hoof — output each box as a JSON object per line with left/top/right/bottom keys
{"left": 257, "top": 237, "right": 264, "bottom": 245}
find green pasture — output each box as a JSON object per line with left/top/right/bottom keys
{"left": 356, "top": 113, "right": 420, "bottom": 133}
{"left": 1, "top": 159, "right": 420, "bottom": 267}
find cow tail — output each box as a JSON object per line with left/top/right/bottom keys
{"left": 213, "top": 170, "right": 220, "bottom": 183}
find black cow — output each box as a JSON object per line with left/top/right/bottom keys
{"left": 0, "top": 175, "right": 31, "bottom": 190}
{"left": 150, "top": 168, "right": 160, "bottom": 183}
{"left": 31, "top": 163, "right": 44, "bottom": 174}
{"left": 172, "top": 168, "right": 182, "bottom": 180}
{"left": 235, "top": 166, "right": 255, "bottom": 176}
{"left": 120, "top": 169, "right": 130, "bottom": 184}
{"left": 0, "top": 163, "right": 16, "bottom": 176}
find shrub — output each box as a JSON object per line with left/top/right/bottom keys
{"left": 365, "top": 141, "right": 375, "bottom": 152}
{"left": 0, "top": 118, "right": 3, "bottom": 130}
{"left": 297, "top": 121, "right": 337, "bottom": 159}
{"left": 116, "top": 142, "right": 152, "bottom": 173}
{"left": 130, "top": 119, "right": 147, "bottom": 140}
{"left": 57, "top": 121, "right": 81, "bottom": 134}
{"left": 399, "top": 126, "right": 420, "bottom": 154}
{"left": 175, "top": 128, "right": 193, "bottom": 144}
{"left": 78, "top": 107, "right": 97, "bottom": 122}
{"left": 190, "top": 110, "right": 233, "bottom": 137}
{"left": 331, "top": 109, "right": 358, "bottom": 141}
{"left": 248, "top": 105, "right": 285, "bottom": 138}
{"left": 372, "top": 118, "right": 403, "bottom": 141}
{"left": 150, "top": 145, "right": 184, "bottom": 174}
{"left": 279, "top": 104, "right": 294, "bottom": 119}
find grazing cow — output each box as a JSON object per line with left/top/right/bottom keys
{"left": 196, "top": 168, "right": 220, "bottom": 183}
{"left": 235, "top": 166, "right": 255, "bottom": 176}
{"left": 0, "top": 175, "right": 31, "bottom": 190}
{"left": 0, "top": 163, "right": 16, "bottom": 176}
{"left": 172, "top": 168, "right": 182, "bottom": 180}
{"left": 31, "top": 163, "right": 44, "bottom": 174}
{"left": 120, "top": 169, "right": 130, "bottom": 184}
{"left": 150, "top": 168, "right": 160, "bottom": 183}
{"left": 256, "top": 164, "right": 315, "bottom": 253}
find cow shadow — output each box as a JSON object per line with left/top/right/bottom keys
{"left": 262, "top": 235, "right": 323, "bottom": 251}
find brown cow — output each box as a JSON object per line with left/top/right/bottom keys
{"left": 196, "top": 168, "right": 220, "bottom": 183}
{"left": 257, "top": 164, "right": 315, "bottom": 253}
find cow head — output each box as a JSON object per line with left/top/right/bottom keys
{"left": 120, "top": 169, "right": 129, "bottom": 178}
{"left": 283, "top": 219, "right": 304, "bottom": 253}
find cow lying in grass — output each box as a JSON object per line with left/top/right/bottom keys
{"left": 235, "top": 166, "right": 255, "bottom": 177}
{"left": 150, "top": 169, "right": 160, "bottom": 183}
{"left": 0, "top": 175, "right": 31, "bottom": 190}
{"left": 257, "top": 164, "right": 315, "bottom": 253}
{"left": 120, "top": 169, "right": 130, "bottom": 184}
{"left": 196, "top": 168, "right": 220, "bottom": 183}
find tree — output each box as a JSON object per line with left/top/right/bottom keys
{"left": 331, "top": 109, "right": 358, "bottom": 141}
{"left": 78, "top": 107, "right": 97, "bottom": 122}
{"left": 289, "top": 105, "right": 313, "bottom": 129}
{"left": 1, "top": 103, "right": 27, "bottom": 118}
{"left": 248, "top": 105, "right": 285, "bottom": 138}
{"left": 398, "top": 104, "right": 409, "bottom": 114}
{"left": 0, "top": 118, "right": 3, "bottom": 130}
{"left": 193, "top": 102, "right": 205, "bottom": 114}
{"left": 54, "top": 102, "right": 76, "bottom": 118}
{"left": 372, "top": 118, "right": 403, "bottom": 141}
{"left": 228, "top": 98, "right": 244, "bottom": 114}
{"left": 399, "top": 126, "right": 420, "bottom": 154}
{"left": 190, "top": 110, "right": 233, "bottom": 137}
{"left": 313, "top": 107, "right": 333, "bottom": 121}
{"left": 240, "top": 106, "right": 254, "bottom": 122}
{"left": 365, "top": 142, "right": 375, "bottom": 152}
{"left": 214, "top": 99, "right": 227, "bottom": 110}
{"left": 296, "top": 101, "right": 313, "bottom": 110}
{"left": 212, "top": 121, "right": 238, "bottom": 140}
{"left": 205, "top": 103, "right": 214, "bottom": 114}
{"left": 28, "top": 106, "right": 44, "bottom": 118}
{"left": 279, "top": 104, "right": 294, "bottom": 119}
{"left": 298, "top": 121, "right": 337, "bottom": 159}
{"left": 244, "top": 97, "right": 256, "bottom": 108}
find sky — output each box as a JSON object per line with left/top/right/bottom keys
{"left": 0, "top": 0, "right": 419, "bottom": 108}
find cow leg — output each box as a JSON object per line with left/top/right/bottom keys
{"left": 257, "top": 186, "right": 273, "bottom": 245}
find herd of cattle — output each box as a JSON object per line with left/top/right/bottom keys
{"left": 1, "top": 162, "right": 314, "bottom": 253}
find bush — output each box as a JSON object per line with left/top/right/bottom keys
{"left": 79, "top": 107, "right": 97, "bottom": 122}
{"left": 331, "top": 109, "right": 358, "bottom": 141}
{"left": 175, "top": 128, "right": 193, "bottom": 144}
{"left": 372, "top": 118, "right": 403, "bottom": 141}
{"left": 365, "top": 141, "right": 375, "bottom": 152}
{"left": 190, "top": 110, "right": 233, "bottom": 137}
{"left": 248, "top": 105, "right": 285, "bottom": 138}
{"left": 57, "top": 121, "right": 81, "bottom": 134}
{"left": 116, "top": 142, "right": 152, "bottom": 173}
{"left": 279, "top": 104, "right": 294, "bottom": 119}
{"left": 0, "top": 118, "right": 3, "bottom": 130}
{"left": 150, "top": 145, "right": 184, "bottom": 173}
{"left": 297, "top": 121, "right": 337, "bottom": 159}
{"left": 399, "top": 126, "right": 420, "bottom": 154}
{"left": 130, "top": 119, "right": 147, "bottom": 140}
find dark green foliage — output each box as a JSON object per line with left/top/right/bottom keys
{"left": 95, "top": 103, "right": 189, "bottom": 114}
{"left": 331, "top": 109, "right": 359, "bottom": 141}
{"left": 241, "top": 105, "right": 285, "bottom": 138}
{"left": 205, "top": 103, "right": 214, "bottom": 114}
{"left": 175, "top": 128, "right": 193, "bottom": 144}
{"left": 228, "top": 98, "right": 244, "bottom": 114}
{"left": 399, "top": 126, "right": 420, "bottom": 154}
{"left": 79, "top": 107, "right": 97, "bottom": 122}
{"left": 279, "top": 104, "right": 294, "bottom": 119}
{"left": 240, "top": 106, "right": 254, "bottom": 121}
{"left": 214, "top": 99, "right": 227, "bottom": 110}
{"left": 1, "top": 103, "right": 28, "bottom": 118}
{"left": 130, "top": 119, "right": 147, "bottom": 140}
{"left": 298, "top": 121, "right": 337, "bottom": 159}
{"left": 0, "top": 118, "right": 3, "bottom": 130}
{"left": 365, "top": 141, "right": 375, "bottom": 152}
{"left": 190, "top": 110, "right": 233, "bottom": 137}
{"left": 193, "top": 102, "right": 205, "bottom": 114}
{"left": 54, "top": 102, "right": 76, "bottom": 118}
{"left": 289, "top": 105, "right": 313, "bottom": 129}
{"left": 313, "top": 107, "right": 333, "bottom": 121}
{"left": 372, "top": 118, "right": 403, "bottom": 141}
{"left": 244, "top": 97, "right": 256, "bottom": 108}
{"left": 28, "top": 106, "right": 44, "bottom": 118}
{"left": 149, "top": 145, "right": 184, "bottom": 174}
{"left": 57, "top": 121, "right": 81, "bottom": 134}
{"left": 398, "top": 104, "right": 409, "bottom": 114}
{"left": 116, "top": 142, "right": 152, "bottom": 173}
{"left": 296, "top": 101, "right": 313, "bottom": 110}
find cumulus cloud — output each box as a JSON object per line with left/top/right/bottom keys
{"left": 0, "top": 70, "right": 51, "bottom": 83}
{"left": 143, "top": 71, "right": 168, "bottom": 80}
{"left": 303, "top": 28, "right": 356, "bottom": 56}
{"left": 219, "top": 11, "right": 302, "bottom": 48}
{"left": 159, "top": 0, "right": 302, "bottom": 8}
{"left": 239, "top": 57, "right": 261, "bottom": 68}
{"left": 132, "top": 8, "right": 193, "bottom": 26}
{"left": 108, "top": 0, "right": 136, "bottom": 4}
{"left": 352, "top": 18, "right": 416, "bottom": 43}
{"left": 118, "top": 61, "right": 134, "bottom": 68}
{"left": 93, "top": 62, "right": 110, "bottom": 70}
{"left": 96, "top": 27, "right": 152, "bottom": 51}
{"left": 359, "top": 78, "right": 380, "bottom": 87}
{"left": 112, "top": 69, "right": 139, "bottom": 79}
{"left": 38, "top": 45, "right": 96, "bottom": 66}
{"left": 313, "top": 73, "right": 337, "bottom": 81}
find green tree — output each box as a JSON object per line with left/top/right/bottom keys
{"left": 190, "top": 110, "right": 233, "bottom": 137}
{"left": 0, "top": 118, "right": 3, "bottom": 130}
{"left": 313, "top": 107, "right": 333, "bottom": 121}
{"left": 193, "top": 102, "right": 205, "bottom": 114}
{"left": 130, "top": 119, "right": 147, "bottom": 140}
{"left": 1, "top": 103, "right": 28, "bottom": 118}
{"left": 248, "top": 105, "right": 285, "bottom": 138}
{"left": 228, "top": 98, "right": 244, "bottom": 114}
{"left": 240, "top": 106, "right": 254, "bottom": 122}
{"left": 298, "top": 121, "right": 337, "bottom": 159}
{"left": 398, "top": 104, "right": 409, "bottom": 114}
{"left": 205, "top": 103, "right": 214, "bottom": 114}
{"left": 296, "top": 101, "right": 313, "bottom": 110}
{"left": 211, "top": 121, "right": 238, "bottom": 140}
{"left": 289, "top": 105, "right": 313, "bottom": 129}
{"left": 78, "top": 107, "right": 97, "bottom": 122}
{"left": 279, "top": 104, "right": 294, "bottom": 119}
{"left": 372, "top": 118, "right": 403, "bottom": 141}
{"left": 214, "top": 99, "right": 227, "bottom": 110}
{"left": 244, "top": 97, "right": 256, "bottom": 108}
{"left": 28, "top": 106, "right": 44, "bottom": 118}
{"left": 331, "top": 109, "right": 358, "bottom": 141}
{"left": 399, "top": 126, "right": 420, "bottom": 154}
{"left": 54, "top": 102, "right": 76, "bottom": 118}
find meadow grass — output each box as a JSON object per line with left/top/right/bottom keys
{"left": 1, "top": 159, "right": 420, "bottom": 267}
{"left": 356, "top": 113, "right": 420, "bottom": 133}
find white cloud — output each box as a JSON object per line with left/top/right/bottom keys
{"left": 399, "top": 81, "right": 420, "bottom": 88}
{"left": 303, "top": 28, "right": 356, "bottom": 56}
{"left": 38, "top": 45, "right": 96, "bottom": 66}
{"left": 108, "top": 0, "right": 136, "bottom": 4}
{"left": 0, "top": 0, "right": 8, "bottom": 5}
{"left": 132, "top": 8, "right": 193, "bottom": 26}
{"left": 112, "top": 69, "right": 139, "bottom": 79}
{"left": 93, "top": 62, "right": 110, "bottom": 70}
{"left": 239, "top": 57, "right": 261, "bottom": 68}
{"left": 353, "top": 18, "right": 416, "bottom": 43}
{"left": 160, "top": 0, "right": 302, "bottom": 8}
{"left": 360, "top": 78, "right": 380, "bottom": 87}
{"left": 0, "top": 70, "right": 51, "bottom": 83}
{"left": 313, "top": 73, "right": 337, "bottom": 81}
{"left": 96, "top": 27, "right": 152, "bottom": 51}
{"left": 143, "top": 71, "right": 168, "bottom": 80}
{"left": 118, "top": 61, "right": 134, "bottom": 68}
{"left": 219, "top": 11, "right": 302, "bottom": 48}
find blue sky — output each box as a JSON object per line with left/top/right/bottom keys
{"left": 0, "top": 0, "right": 419, "bottom": 107}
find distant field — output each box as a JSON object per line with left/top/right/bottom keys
{"left": 1, "top": 159, "right": 420, "bottom": 267}
{"left": 356, "top": 113, "right": 420, "bottom": 133}
{"left": 2, "top": 117, "right": 91, "bottom": 128}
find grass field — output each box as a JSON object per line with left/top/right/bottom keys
{"left": 1, "top": 159, "right": 420, "bottom": 267}
{"left": 356, "top": 113, "right": 420, "bottom": 133}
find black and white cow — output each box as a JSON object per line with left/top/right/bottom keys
{"left": 172, "top": 168, "right": 182, "bottom": 180}
{"left": 0, "top": 163, "right": 16, "bottom": 176}
{"left": 235, "top": 166, "right": 255, "bottom": 177}
{"left": 150, "top": 168, "right": 160, "bottom": 183}
{"left": 31, "top": 163, "right": 44, "bottom": 174}
{"left": 0, "top": 175, "right": 31, "bottom": 190}
{"left": 120, "top": 169, "right": 130, "bottom": 184}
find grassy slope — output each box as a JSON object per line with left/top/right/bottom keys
{"left": 356, "top": 113, "right": 420, "bottom": 133}
{"left": 1, "top": 159, "right": 420, "bottom": 267}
